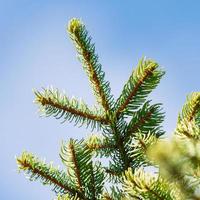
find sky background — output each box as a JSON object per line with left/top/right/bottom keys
{"left": 1, "top": 0, "right": 200, "bottom": 199}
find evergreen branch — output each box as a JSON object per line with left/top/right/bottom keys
{"left": 148, "top": 137, "right": 200, "bottom": 199}
{"left": 90, "top": 166, "right": 97, "bottom": 199}
{"left": 60, "top": 139, "right": 87, "bottom": 191}
{"left": 60, "top": 139, "right": 105, "bottom": 199}
{"left": 147, "top": 140, "right": 185, "bottom": 180}
{"left": 69, "top": 141, "right": 83, "bottom": 191}
{"left": 68, "top": 18, "right": 113, "bottom": 112}
{"left": 126, "top": 101, "right": 164, "bottom": 139}
{"left": 123, "top": 168, "right": 177, "bottom": 200}
{"left": 115, "top": 58, "right": 165, "bottom": 117}
{"left": 176, "top": 92, "right": 200, "bottom": 139}
{"left": 34, "top": 88, "right": 108, "bottom": 130}
{"left": 17, "top": 17, "right": 200, "bottom": 200}
{"left": 128, "top": 132, "right": 158, "bottom": 168}
{"left": 16, "top": 152, "right": 84, "bottom": 199}
{"left": 182, "top": 92, "right": 200, "bottom": 121}
{"left": 104, "top": 166, "right": 124, "bottom": 184}
{"left": 180, "top": 92, "right": 200, "bottom": 122}
{"left": 86, "top": 162, "right": 105, "bottom": 199}
{"left": 85, "top": 134, "right": 117, "bottom": 157}
{"left": 147, "top": 138, "right": 200, "bottom": 199}
{"left": 196, "top": 111, "right": 200, "bottom": 127}
{"left": 104, "top": 160, "right": 126, "bottom": 184}
{"left": 102, "top": 118, "right": 134, "bottom": 175}
{"left": 112, "top": 126, "right": 131, "bottom": 170}
{"left": 103, "top": 118, "right": 132, "bottom": 171}
{"left": 176, "top": 119, "right": 200, "bottom": 140}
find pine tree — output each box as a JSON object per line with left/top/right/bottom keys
{"left": 16, "top": 18, "right": 200, "bottom": 200}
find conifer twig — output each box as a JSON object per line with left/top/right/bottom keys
{"left": 68, "top": 18, "right": 113, "bottom": 112}
{"left": 34, "top": 88, "right": 108, "bottom": 130}
{"left": 115, "top": 58, "right": 164, "bottom": 117}
{"left": 126, "top": 101, "right": 164, "bottom": 139}
{"left": 16, "top": 152, "right": 85, "bottom": 199}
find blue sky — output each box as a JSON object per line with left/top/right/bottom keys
{"left": 1, "top": 0, "right": 200, "bottom": 199}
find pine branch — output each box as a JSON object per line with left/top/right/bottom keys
{"left": 103, "top": 118, "right": 133, "bottom": 171}
{"left": 123, "top": 168, "right": 177, "bottom": 200}
{"left": 60, "top": 139, "right": 87, "bottom": 191}
{"left": 16, "top": 152, "right": 84, "bottom": 199}
{"left": 87, "top": 162, "right": 105, "bottom": 199}
{"left": 128, "top": 132, "right": 158, "bottom": 168}
{"left": 70, "top": 141, "right": 83, "bottom": 191}
{"left": 17, "top": 17, "right": 200, "bottom": 200}
{"left": 34, "top": 88, "right": 108, "bottom": 130}
{"left": 85, "top": 134, "right": 117, "bottom": 157}
{"left": 176, "top": 92, "right": 200, "bottom": 139}
{"left": 147, "top": 138, "right": 200, "bottom": 199}
{"left": 111, "top": 126, "right": 131, "bottom": 171}
{"left": 104, "top": 165, "right": 124, "bottom": 184}
{"left": 115, "top": 58, "right": 165, "bottom": 117}
{"left": 68, "top": 18, "right": 113, "bottom": 112}
{"left": 180, "top": 92, "right": 200, "bottom": 122}
{"left": 60, "top": 139, "right": 105, "bottom": 199}
{"left": 126, "top": 101, "right": 164, "bottom": 139}
{"left": 176, "top": 119, "right": 200, "bottom": 140}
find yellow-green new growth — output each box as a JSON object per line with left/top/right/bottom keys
{"left": 123, "top": 168, "right": 179, "bottom": 200}
{"left": 176, "top": 92, "right": 200, "bottom": 139}
{"left": 68, "top": 18, "right": 83, "bottom": 34}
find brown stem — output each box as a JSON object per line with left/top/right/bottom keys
{"left": 69, "top": 142, "right": 83, "bottom": 192}
{"left": 116, "top": 66, "right": 155, "bottom": 116}
{"left": 39, "top": 96, "right": 108, "bottom": 124}
{"left": 126, "top": 109, "right": 154, "bottom": 139}
{"left": 74, "top": 32, "right": 110, "bottom": 112}
{"left": 17, "top": 159, "right": 86, "bottom": 199}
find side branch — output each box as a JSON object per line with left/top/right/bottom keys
{"left": 60, "top": 140, "right": 104, "bottom": 199}
{"left": 68, "top": 18, "right": 113, "bottom": 112}
{"left": 176, "top": 92, "right": 200, "bottom": 139}
{"left": 126, "top": 101, "right": 164, "bottom": 139}
{"left": 85, "top": 134, "right": 117, "bottom": 157}
{"left": 115, "top": 58, "right": 165, "bottom": 117}
{"left": 181, "top": 92, "right": 200, "bottom": 122}
{"left": 16, "top": 152, "right": 85, "bottom": 199}
{"left": 122, "top": 168, "right": 175, "bottom": 200}
{"left": 34, "top": 88, "right": 108, "bottom": 129}
{"left": 117, "top": 65, "right": 154, "bottom": 114}
{"left": 111, "top": 124, "right": 132, "bottom": 170}
{"left": 69, "top": 141, "right": 83, "bottom": 191}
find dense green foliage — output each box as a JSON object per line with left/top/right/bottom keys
{"left": 17, "top": 18, "right": 200, "bottom": 199}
